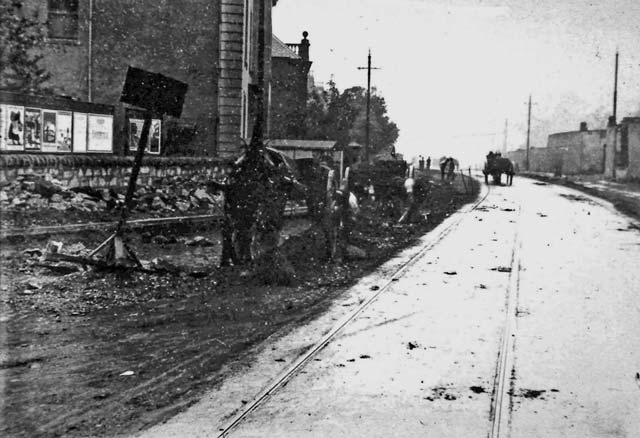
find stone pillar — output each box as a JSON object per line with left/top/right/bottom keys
{"left": 604, "top": 117, "right": 619, "bottom": 179}
{"left": 299, "top": 31, "right": 310, "bottom": 61}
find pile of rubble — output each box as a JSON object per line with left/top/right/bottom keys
{"left": 0, "top": 174, "right": 224, "bottom": 216}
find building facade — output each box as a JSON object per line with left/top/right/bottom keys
{"left": 269, "top": 32, "right": 312, "bottom": 139}
{"left": 6, "top": 0, "right": 277, "bottom": 158}
{"left": 507, "top": 118, "right": 640, "bottom": 179}
{"left": 546, "top": 122, "right": 606, "bottom": 174}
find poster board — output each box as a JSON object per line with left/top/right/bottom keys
{"left": 1, "top": 92, "right": 115, "bottom": 154}
{"left": 56, "top": 111, "right": 72, "bottom": 152}
{"left": 0, "top": 106, "right": 4, "bottom": 150}
{"left": 73, "top": 113, "right": 88, "bottom": 153}
{"left": 88, "top": 114, "right": 113, "bottom": 152}
{"left": 42, "top": 110, "right": 57, "bottom": 152}
{"left": 1, "top": 105, "right": 25, "bottom": 151}
{"left": 129, "top": 118, "right": 162, "bottom": 154}
{"left": 24, "top": 108, "right": 42, "bottom": 151}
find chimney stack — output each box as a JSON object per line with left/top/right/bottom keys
{"left": 299, "top": 31, "right": 310, "bottom": 61}
{"left": 580, "top": 121, "right": 588, "bottom": 132}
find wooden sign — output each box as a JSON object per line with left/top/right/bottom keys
{"left": 120, "top": 67, "right": 188, "bottom": 117}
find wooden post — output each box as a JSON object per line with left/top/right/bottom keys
{"left": 526, "top": 95, "right": 531, "bottom": 171}
{"left": 116, "top": 111, "right": 152, "bottom": 234}
{"left": 93, "top": 111, "right": 152, "bottom": 266}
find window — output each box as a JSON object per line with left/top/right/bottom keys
{"left": 48, "top": 0, "right": 79, "bottom": 40}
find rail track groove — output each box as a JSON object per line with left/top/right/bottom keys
{"left": 488, "top": 205, "right": 523, "bottom": 438}
{"left": 216, "top": 183, "right": 491, "bottom": 437}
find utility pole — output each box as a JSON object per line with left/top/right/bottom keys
{"left": 502, "top": 118, "right": 508, "bottom": 155}
{"left": 613, "top": 50, "right": 619, "bottom": 124}
{"left": 526, "top": 95, "right": 532, "bottom": 171}
{"left": 611, "top": 50, "right": 620, "bottom": 179}
{"left": 357, "top": 50, "right": 380, "bottom": 164}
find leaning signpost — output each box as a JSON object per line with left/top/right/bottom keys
{"left": 48, "top": 67, "right": 188, "bottom": 269}
{"left": 98, "top": 67, "right": 188, "bottom": 267}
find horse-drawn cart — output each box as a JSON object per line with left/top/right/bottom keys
{"left": 483, "top": 152, "right": 515, "bottom": 185}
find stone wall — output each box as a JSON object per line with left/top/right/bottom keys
{"left": 626, "top": 122, "right": 640, "bottom": 180}
{"left": 508, "top": 121, "right": 640, "bottom": 180}
{"left": 0, "top": 154, "right": 227, "bottom": 190}
{"left": 507, "top": 147, "right": 558, "bottom": 174}
{"left": 546, "top": 129, "right": 606, "bottom": 175}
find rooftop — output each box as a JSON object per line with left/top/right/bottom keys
{"left": 268, "top": 139, "right": 337, "bottom": 150}
{"left": 272, "top": 35, "right": 300, "bottom": 59}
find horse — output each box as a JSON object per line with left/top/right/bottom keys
{"left": 216, "top": 141, "right": 305, "bottom": 267}
{"left": 483, "top": 152, "right": 514, "bottom": 185}
{"left": 439, "top": 157, "right": 458, "bottom": 182}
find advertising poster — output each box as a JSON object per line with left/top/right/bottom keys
{"left": 3, "top": 105, "right": 25, "bottom": 151}
{"left": 128, "top": 119, "right": 144, "bottom": 151}
{"left": 56, "top": 111, "right": 72, "bottom": 152}
{"left": 0, "top": 105, "right": 5, "bottom": 150}
{"left": 88, "top": 114, "right": 113, "bottom": 152}
{"left": 73, "top": 112, "right": 88, "bottom": 153}
{"left": 129, "top": 118, "right": 161, "bottom": 154}
{"left": 42, "top": 110, "right": 57, "bottom": 152}
{"left": 24, "top": 108, "right": 42, "bottom": 150}
{"left": 149, "top": 119, "right": 161, "bottom": 154}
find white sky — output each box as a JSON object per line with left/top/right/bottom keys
{"left": 273, "top": 0, "right": 640, "bottom": 166}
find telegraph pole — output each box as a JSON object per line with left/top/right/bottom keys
{"left": 358, "top": 50, "right": 380, "bottom": 164}
{"left": 611, "top": 50, "right": 620, "bottom": 179}
{"left": 525, "top": 95, "right": 532, "bottom": 171}
{"left": 502, "top": 118, "right": 508, "bottom": 155}
{"left": 613, "top": 50, "right": 619, "bottom": 124}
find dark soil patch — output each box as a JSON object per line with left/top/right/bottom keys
{"left": 427, "top": 385, "right": 458, "bottom": 401}
{"left": 469, "top": 385, "right": 486, "bottom": 394}
{"left": 515, "top": 389, "right": 546, "bottom": 399}
{"left": 559, "top": 193, "right": 595, "bottom": 204}
{"left": 1, "top": 175, "right": 478, "bottom": 438}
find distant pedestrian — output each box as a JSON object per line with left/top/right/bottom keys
{"left": 426, "top": 156, "right": 431, "bottom": 170}
{"left": 418, "top": 156, "right": 425, "bottom": 171}
{"left": 447, "top": 158, "right": 456, "bottom": 181}
{"left": 440, "top": 158, "right": 448, "bottom": 180}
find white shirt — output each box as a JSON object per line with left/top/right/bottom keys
{"left": 404, "top": 178, "right": 415, "bottom": 193}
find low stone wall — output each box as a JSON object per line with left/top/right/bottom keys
{"left": 0, "top": 154, "right": 228, "bottom": 189}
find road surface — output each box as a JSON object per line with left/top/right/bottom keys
{"left": 135, "top": 177, "right": 640, "bottom": 438}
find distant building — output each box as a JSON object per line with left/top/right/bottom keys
{"left": 546, "top": 122, "right": 606, "bottom": 174}
{"left": 3, "top": 0, "right": 278, "bottom": 158}
{"left": 506, "top": 118, "right": 640, "bottom": 179}
{"left": 269, "top": 32, "right": 312, "bottom": 139}
{"left": 269, "top": 139, "right": 339, "bottom": 162}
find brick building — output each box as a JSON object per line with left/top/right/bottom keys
{"left": 269, "top": 32, "right": 312, "bottom": 139}
{"left": 3, "top": 0, "right": 277, "bottom": 158}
